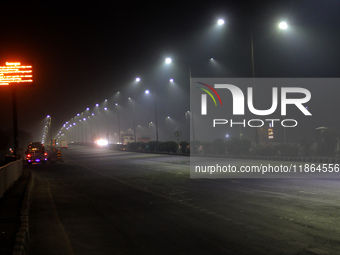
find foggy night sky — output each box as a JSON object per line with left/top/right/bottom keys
{"left": 0, "top": 1, "right": 340, "bottom": 142}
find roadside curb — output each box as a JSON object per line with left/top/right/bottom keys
{"left": 12, "top": 171, "right": 34, "bottom": 255}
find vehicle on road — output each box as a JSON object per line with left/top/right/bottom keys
{"left": 61, "top": 140, "right": 68, "bottom": 149}
{"left": 25, "top": 142, "right": 48, "bottom": 164}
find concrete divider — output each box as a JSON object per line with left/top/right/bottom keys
{"left": 13, "top": 171, "right": 34, "bottom": 255}
{"left": 0, "top": 159, "right": 23, "bottom": 199}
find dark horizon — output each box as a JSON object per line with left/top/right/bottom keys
{"left": 1, "top": 1, "right": 340, "bottom": 144}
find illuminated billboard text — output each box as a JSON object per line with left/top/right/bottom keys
{"left": 0, "top": 62, "right": 33, "bottom": 86}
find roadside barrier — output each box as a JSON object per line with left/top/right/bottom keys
{"left": 12, "top": 171, "right": 34, "bottom": 255}
{"left": 0, "top": 159, "right": 23, "bottom": 199}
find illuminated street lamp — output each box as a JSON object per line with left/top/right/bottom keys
{"left": 47, "top": 115, "right": 52, "bottom": 146}
{"left": 103, "top": 107, "right": 110, "bottom": 142}
{"left": 82, "top": 117, "right": 87, "bottom": 143}
{"left": 164, "top": 57, "right": 196, "bottom": 141}
{"left": 218, "top": 19, "right": 289, "bottom": 144}
{"left": 135, "top": 77, "right": 141, "bottom": 82}
{"left": 217, "top": 19, "right": 225, "bottom": 26}
{"left": 165, "top": 57, "right": 172, "bottom": 64}
{"left": 84, "top": 108, "right": 91, "bottom": 143}
{"left": 144, "top": 89, "right": 159, "bottom": 142}
{"left": 278, "top": 21, "right": 288, "bottom": 30}
{"left": 166, "top": 116, "right": 171, "bottom": 126}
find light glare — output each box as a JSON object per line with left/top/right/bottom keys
{"left": 279, "top": 21, "right": 288, "bottom": 30}
{"left": 96, "top": 139, "right": 108, "bottom": 146}
{"left": 217, "top": 19, "right": 225, "bottom": 25}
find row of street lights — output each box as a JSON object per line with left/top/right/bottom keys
{"left": 54, "top": 18, "right": 290, "bottom": 145}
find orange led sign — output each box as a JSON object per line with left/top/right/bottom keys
{"left": 0, "top": 62, "right": 33, "bottom": 86}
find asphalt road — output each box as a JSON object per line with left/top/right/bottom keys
{"left": 28, "top": 145, "right": 340, "bottom": 254}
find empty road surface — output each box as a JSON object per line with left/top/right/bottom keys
{"left": 28, "top": 145, "right": 340, "bottom": 254}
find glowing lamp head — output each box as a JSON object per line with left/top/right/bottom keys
{"left": 279, "top": 21, "right": 288, "bottom": 30}
{"left": 217, "top": 19, "right": 225, "bottom": 26}
{"left": 165, "top": 58, "right": 172, "bottom": 64}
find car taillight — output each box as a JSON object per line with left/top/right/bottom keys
{"left": 44, "top": 152, "right": 48, "bottom": 156}
{"left": 27, "top": 154, "right": 31, "bottom": 158}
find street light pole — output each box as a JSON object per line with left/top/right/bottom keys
{"left": 12, "top": 88, "right": 18, "bottom": 159}
{"left": 46, "top": 115, "right": 52, "bottom": 146}
{"left": 165, "top": 58, "right": 194, "bottom": 141}
{"left": 130, "top": 98, "right": 137, "bottom": 142}
{"left": 189, "top": 66, "right": 196, "bottom": 141}
{"left": 115, "top": 103, "right": 121, "bottom": 144}
{"left": 251, "top": 22, "right": 289, "bottom": 145}
{"left": 250, "top": 32, "right": 259, "bottom": 146}
{"left": 154, "top": 87, "right": 159, "bottom": 142}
